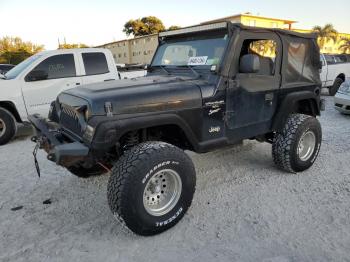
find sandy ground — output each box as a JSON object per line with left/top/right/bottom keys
{"left": 1, "top": 95, "right": 350, "bottom": 262}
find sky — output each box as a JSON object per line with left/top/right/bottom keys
{"left": 0, "top": 0, "right": 349, "bottom": 49}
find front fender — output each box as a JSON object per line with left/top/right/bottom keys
{"left": 89, "top": 113, "right": 200, "bottom": 151}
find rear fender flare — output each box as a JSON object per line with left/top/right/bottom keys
{"left": 272, "top": 91, "right": 320, "bottom": 131}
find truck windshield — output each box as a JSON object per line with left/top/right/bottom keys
{"left": 151, "top": 33, "right": 228, "bottom": 68}
{"left": 5, "top": 54, "right": 42, "bottom": 80}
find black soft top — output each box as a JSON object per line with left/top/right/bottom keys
{"left": 159, "top": 21, "right": 317, "bottom": 40}
{"left": 229, "top": 23, "right": 317, "bottom": 39}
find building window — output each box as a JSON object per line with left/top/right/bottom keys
{"left": 248, "top": 20, "right": 256, "bottom": 27}
{"left": 118, "top": 53, "right": 122, "bottom": 58}
{"left": 113, "top": 54, "right": 116, "bottom": 59}
{"left": 124, "top": 53, "right": 127, "bottom": 57}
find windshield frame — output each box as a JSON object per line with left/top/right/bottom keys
{"left": 150, "top": 30, "right": 230, "bottom": 72}
{"left": 5, "top": 54, "right": 43, "bottom": 80}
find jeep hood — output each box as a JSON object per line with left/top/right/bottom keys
{"left": 58, "top": 75, "right": 207, "bottom": 116}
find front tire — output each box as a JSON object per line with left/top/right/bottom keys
{"left": 0, "top": 107, "right": 17, "bottom": 146}
{"left": 329, "top": 77, "right": 343, "bottom": 96}
{"left": 272, "top": 114, "right": 322, "bottom": 173}
{"left": 107, "top": 142, "right": 196, "bottom": 236}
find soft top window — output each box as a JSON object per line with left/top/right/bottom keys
{"left": 284, "top": 38, "right": 320, "bottom": 85}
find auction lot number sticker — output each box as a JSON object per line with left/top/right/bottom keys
{"left": 188, "top": 56, "right": 208, "bottom": 65}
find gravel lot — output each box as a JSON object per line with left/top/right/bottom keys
{"left": 1, "top": 95, "right": 349, "bottom": 262}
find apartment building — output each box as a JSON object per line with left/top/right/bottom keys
{"left": 99, "top": 13, "right": 350, "bottom": 64}
{"left": 97, "top": 34, "right": 158, "bottom": 64}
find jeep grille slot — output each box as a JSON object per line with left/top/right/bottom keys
{"left": 60, "top": 104, "right": 83, "bottom": 137}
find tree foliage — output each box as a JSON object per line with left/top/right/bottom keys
{"left": 123, "top": 16, "right": 165, "bottom": 36}
{"left": 0, "top": 36, "right": 44, "bottom": 65}
{"left": 312, "top": 24, "right": 338, "bottom": 49}
{"left": 168, "top": 25, "right": 181, "bottom": 31}
{"left": 339, "top": 38, "right": 350, "bottom": 54}
{"left": 58, "top": 43, "right": 89, "bottom": 49}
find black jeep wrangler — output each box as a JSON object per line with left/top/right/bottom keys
{"left": 29, "top": 22, "right": 324, "bottom": 236}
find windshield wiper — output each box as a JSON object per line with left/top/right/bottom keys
{"left": 160, "top": 65, "right": 171, "bottom": 75}
{"left": 151, "top": 65, "right": 171, "bottom": 75}
{"left": 177, "top": 65, "right": 200, "bottom": 78}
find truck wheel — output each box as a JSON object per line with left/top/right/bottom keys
{"left": 67, "top": 165, "right": 105, "bottom": 178}
{"left": 0, "top": 107, "right": 17, "bottom": 146}
{"left": 329, "top": 78, "right": 343, "bottom": 96}
{"left": 107, "top": 141, "right": 196, "bottom": 236}
{"left": 272, "top": 114, "right": 321, "bottom": 173}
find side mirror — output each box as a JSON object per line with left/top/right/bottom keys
{"left": 26, "top": 70, "right": 48, "bottom": 82}
{"left": 239, "top": 54, "right": 260, "bottom": 74}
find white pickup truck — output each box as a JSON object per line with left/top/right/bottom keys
{"left": 320, "top": 54, "right": 350, "bottom": 96}
{"left": 0, "top": 48, "right": 145, "bottom": 145}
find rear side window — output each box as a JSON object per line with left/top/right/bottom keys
{"left": 31, "top": 54, "right": 76, "bottom": 79}
{"left": 82, "top": 52, "right": 109, "bottom": 75}
{"left": 285, "top": 41, "right": 318, "bottom": 84}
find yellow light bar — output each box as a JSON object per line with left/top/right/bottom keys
{"left": 159, "top": 22, "right": 228, "bottom": 37}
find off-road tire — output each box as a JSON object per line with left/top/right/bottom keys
{"left": 329, "top": 77, "right": 343, "bottom": 96}
{"left": 272, "top": 114, "right": 322, "bottom": 173}
{"left": 0, "top": 107, "right": 17, "bottom": 146}
{"left": 107, "top": 141, "right": 196, "bottom": 236}
{"left": 67, "top": 165, "right": 105, "bottom": 178}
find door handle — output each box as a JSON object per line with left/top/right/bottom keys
{"left": 75, "top": 83, "right": 81, "bottom": 86}
{"left": 104, "top": 79, "right": 115, "bottom": 82}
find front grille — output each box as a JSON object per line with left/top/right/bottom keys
{"left": 59, "top": 104, "right": 83, "bottom": 137}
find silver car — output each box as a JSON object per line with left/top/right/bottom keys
{"left": 334, "top": 78, "right": 350, "bottom": 114}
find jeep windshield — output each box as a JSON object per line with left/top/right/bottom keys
{"left": 151, "top": 33, "right": 228, "bottom": 69}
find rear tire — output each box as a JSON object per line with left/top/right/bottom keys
{"left": 0, "top": 107, "right": 17, "bottom": 146}
{"left": 107, "top": 141, "right": 196, "bottom": 236}
{"left": 272, "top": 114, "right": 322, "bottom": 173}
{"left": 329, "top": 77, "right": 343, "bottom": 96}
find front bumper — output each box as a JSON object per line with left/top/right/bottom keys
{"left": 28, "top": 114, "right": 89, "bottom": 167}
{"left": 334, "top": 92, "right": 350, "bottom": 114}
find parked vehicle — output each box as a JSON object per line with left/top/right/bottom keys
{"left": 0, "top": 64, "right": 15, "bottom": 75}
{"left": 334, "top": 78, "right": 350, "bottom": 114}
{"left": 320, "top": 53, "right": 350, "bottom": 95}
{"left": 0, "top": 48, "right": 144, "bottom": 145}
{"left": 335, "top": 54, "right": 350, "bottom": 63}
{"left": 29, "top": 22, "right": 324, "bottom": 236}
{"left": 116, "top": 64, "right": 147, "bottom": 79}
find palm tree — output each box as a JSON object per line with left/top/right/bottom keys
{"left": 339, "top": 38, "right": 350, "bottom": 54}
{"left": 312, "top": 24, "right": 338, "bottom": 50}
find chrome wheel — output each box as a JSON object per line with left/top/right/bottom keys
{"left": 143, "top": 169, "right": 182, "bottom": 217}
{"left": 298, "top": 130, "right": 316, "bottom": 161}
{"left": 0, "top": 118, "right": 6, "bottom": 137}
